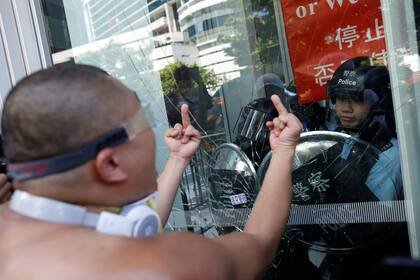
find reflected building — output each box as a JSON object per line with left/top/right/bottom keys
{"left": 177, "top": 0, "right": 259, "bottom": 144}
{"left": 84, "top": 0, "right": 179, "bottom": 42}
{"left": 83, "top": 0, "right": 199, "bottom": 70}
{"left": 46, "top": 0, "right": 199, "bottom": 70}
{"left": 178, "top": 0, "right": 247, "bottom": 82}
{"left": 44, "top": 0, "right": 253, "bottom": 81}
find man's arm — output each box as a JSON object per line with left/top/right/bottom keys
{"left": 125, "top": 96, "right": 300, "bottom": 279}
{"left": 214, "top": 95, "right": 302, "bottom": 278}
{"left": 156, "top": 155, "right": 189, "bottom": 225}
{"left": 156, "top": 104, "right": 200, "bottom": 225}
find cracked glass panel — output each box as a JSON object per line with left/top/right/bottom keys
{"left": 259, "top": 132, "right": 403, "bottom": 253}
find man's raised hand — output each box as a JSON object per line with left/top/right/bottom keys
{"left": 266, "top": 95, "right": 302, "bottom": 153}
{"left": 164, "top": 104, "right": 201, "bottom": 161}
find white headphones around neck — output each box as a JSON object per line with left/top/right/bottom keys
{"left": 10, "top": 190, "right": 161, "bottom": 238}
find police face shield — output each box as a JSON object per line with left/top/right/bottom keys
{"left": 329, "top": 88, "right": 379, "bottom": 106}
{"left": 207, "top": 143, "right": 258, "bottom": 230}
{"left": 257, "top": 131, "right": 402, "bottom": 253}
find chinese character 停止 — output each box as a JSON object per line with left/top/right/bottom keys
{"left": 336, "top": 25, "right": 360, "bottom": 50}
{"left": 365, "top": 18, "right": 385, "bottom": 43}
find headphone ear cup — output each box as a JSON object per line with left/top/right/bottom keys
{"left": 125, "top": 205, "right": 161, "bottom": 237}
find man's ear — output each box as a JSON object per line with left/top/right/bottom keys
{"left": 95, "top": 148, "right": 128, "bottom": 183}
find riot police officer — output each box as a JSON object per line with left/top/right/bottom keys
{"left": 327, "top": 56, "right": 402, "bottom": 200}
{"left": 318, "top": 56, "right": 407, "bottom": 280}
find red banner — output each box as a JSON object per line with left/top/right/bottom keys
{"left": 280, "top": 0, "right": 387, "bottom": 104}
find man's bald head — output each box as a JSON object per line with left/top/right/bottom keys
{"left": 2, "top": 63, "right": 137, "bottom": 162}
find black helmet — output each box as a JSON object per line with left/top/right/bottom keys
{"left": 327, "top": 56, "right": 390, "bottom": 107}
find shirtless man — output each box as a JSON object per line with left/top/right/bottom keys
{"left": 0, "top": 64, "right": 302, "bottom": 280}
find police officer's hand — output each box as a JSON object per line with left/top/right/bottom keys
{"left": 0, "top": 174, "right": 12, "bottom": 203}
{"left": 266, "top": 95, "right": 302, "bottom": 153}
{"left": 164, "top": 104, "right": 201, "bottom": 161}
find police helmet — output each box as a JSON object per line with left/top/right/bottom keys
{"left": 255, "top": 73, "right": 285, "bottom": 99}
{"left": 327, "top": 56, "right": 390, "bottom": 107}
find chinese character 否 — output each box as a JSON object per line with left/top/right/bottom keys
{"left": 308, "top": 172, "right": 330, "bottom": 192}
{"left": 314, "top": 63, "right": 335, "bottom": 86}
{"left": 293, "top": 182, "right": 311, "bottom": 201}
{"left": 365, "top": 18, "right": 384, "bottom": 43}
{"left": 336, "top": 25, "right": 360, "bottom": 50}
{"left": 371, "top": 49, "right": 388, "bottom": 65}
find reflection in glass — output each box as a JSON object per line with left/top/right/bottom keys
{"left": 40, "top": 0, "right": 415, "bottom": 277}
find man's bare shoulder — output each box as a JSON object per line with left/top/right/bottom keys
{"left": 0, "top": 205, "right": 232, "bottom": 280}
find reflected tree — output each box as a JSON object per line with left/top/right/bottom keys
{"left": 159, "top": 61, "right": 219, "bottom": 96}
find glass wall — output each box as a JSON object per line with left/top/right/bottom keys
{"left": 381, "top": 0, "right": 420, "bottom": 259}
{"left": 40, "top": 0, "right": 420, "bottom": 278}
